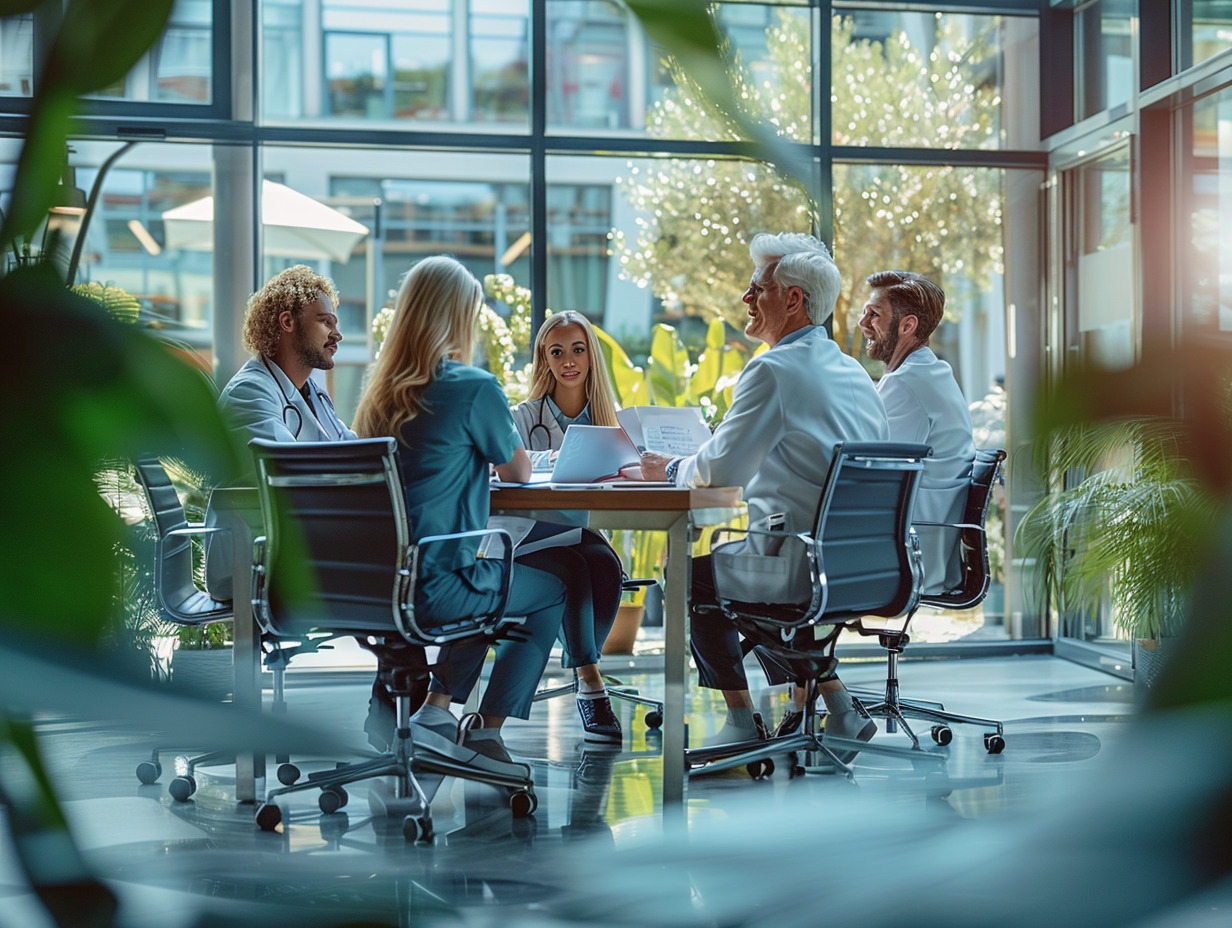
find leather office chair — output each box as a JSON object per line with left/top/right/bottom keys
{"left": 130, "top": 456, "right": 240, "bottom": 801}
{"left": 131, "top": 456, "right": 321, "bottom": 801}
{"left": 850, "top": 447, "right": 1009, "bottom": 754}
{"left": 248, "top": 437, "right": 535, "bottom": 842}
{"left": 684, "top": 442, "right": 940, "bottom": 779}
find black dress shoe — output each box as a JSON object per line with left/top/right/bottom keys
{"left": 773, "top": 708, "right": 804, "bottom": 738}
{"left": 577, "top": 694, "right": 622, "bottom": 743}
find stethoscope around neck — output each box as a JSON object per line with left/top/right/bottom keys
{"left": 528, "top": 397, "right": 555, "bottom": 450}
{"left": 260, "top": 355, "right": 344, "bottom": 440}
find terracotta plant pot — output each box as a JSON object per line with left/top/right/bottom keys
{"left": 602, "top": 604, "right": 645, "bottom": 655}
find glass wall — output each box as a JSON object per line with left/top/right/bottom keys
{"left": 0, "top": 0, "right": 1047, "bottom": 647}
{"left": 91, "top": 0, "right": 214, "bottom": 103}
{"left": 1182, "top": 85, "right": 1232, "bottom": 340}
{"left": 0, "top": 12, "right": 31, "bottom": 97}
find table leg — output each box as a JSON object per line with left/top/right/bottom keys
{"left": 229, "top": 519, "right": 264, "bottom": 803}
{"left": 661, "top": 514, "right": 691, "bottom": 822}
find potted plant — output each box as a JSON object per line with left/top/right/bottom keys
{"left": 1016, "top": 417, "right": 1217, "bottom": 692}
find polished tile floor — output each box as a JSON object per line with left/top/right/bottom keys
{"left": 6, "top": 652, "right": 1207, "bottom": 928}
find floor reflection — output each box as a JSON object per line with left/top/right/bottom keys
{"left": 20, "top": 654, "right": 1145, "bottom": 927}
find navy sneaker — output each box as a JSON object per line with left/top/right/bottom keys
{"left": 576, "top": 694, "right": 622, "bottom": 743}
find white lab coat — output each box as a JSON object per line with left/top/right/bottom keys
{"left": 679, "top": 326, "right": 889, "bottom": 602}
{"left": 204, "top": 356, "right": 356, "bottom": 599}
{"left": 510, "top": 397, "right": 566, "bottom": 452}
{"left": 877, "top": 346, "right": 976, "bottom": 595}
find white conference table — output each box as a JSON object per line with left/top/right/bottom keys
{"left": 490, "top": 483, "right": 743, "bottom": 818}
{"left": 216, "top": 482, "right": 744, "bottom": 816}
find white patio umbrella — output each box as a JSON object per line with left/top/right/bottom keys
{"left": 161, "top": 179, "right": 369, "bottom": 263}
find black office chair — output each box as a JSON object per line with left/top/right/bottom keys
{"left": 850, "top": 448, "right": 1009, "bottom": 754}
{"left": 130, "top": 456, "right": 237, "bottom": 800}
{"left": 131, "top": 456, "right": 324, "bottom": 800}
{"left": 684, "top": 442, "right": 940, "bottom": 780}
{"left": 248, "top": 437, "right": 535, "bottom": 842}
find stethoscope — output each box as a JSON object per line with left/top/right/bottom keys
{"left": 260, "top": 355, "right": 345, "bottom": 440}
{"left": 527, "top": 397, "right": 556, "bottom": 450}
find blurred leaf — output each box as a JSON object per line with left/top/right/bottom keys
{"left": 0, "top": 264, "right": 245, "bottom": 646}
{"left": 0, "top": 633, "right": 351, "bottom": 756}
{"left": 0, "top": 1, "right": 43, "bottom": 15}
{"left": 50, "top": 0, "right": 175, "bottom": 94}
{"left": 593, "top": 323, "right": 645, "bottom": 407}
{"left": 1145, "top": 510, "right": 1232, "bottom": 712}
{"left": 1037, "top": 346, "right": 1232, "bottom": 499}
{"left": 0, "top": 87, "right": 74, "bottom": 246}
{"left": 647, "top": 324, "right": 689, "bottom": 406}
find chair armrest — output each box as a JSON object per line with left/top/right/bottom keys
{"left": 164, "top": 525, "right": 229, "bottom": 539}
{"left": 250, "top": 536, "right": 271, "bottom": 635}
{"left": 404, "top": 528, "right": 516, "bottom": 632}
{"left": 912, "top": 521, "right": 984, "bottom": 532}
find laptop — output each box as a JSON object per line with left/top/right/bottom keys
{"left": 530, "top": 424, "right": 641, "bottom": 484}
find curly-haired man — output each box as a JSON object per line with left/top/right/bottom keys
{"left": 205, "top": 266, "right": 356, "bottom": 601}
{"left": 218, "top": 264, "right": 356, "bottom": 444}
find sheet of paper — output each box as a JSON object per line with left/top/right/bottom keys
{"left": 621, "top": 407, "right": 711, "bottom": 456}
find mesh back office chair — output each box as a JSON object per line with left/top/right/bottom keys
{"left": 684, "top": 442, "right": 944, "bottom": 779}
{"left": 851, "top": 448, "right": 1009, "bottom": 753}
{"left": 131, "top": 457, "right": 330, "bottom": 800}
{"left": 131, "top": 457, "right": 237, "bottom": 801}
{"left": 249, "top": 437, "right": 535, "bottom": 842}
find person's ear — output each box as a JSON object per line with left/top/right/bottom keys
{"left": 786, "top": 284, "right": 807, "bottom": 318}
{"left": 277, "top": 310, "right": 297, "bottom": 334}
{"left": 899, "top": 314, "right": 919, "bottom": 339}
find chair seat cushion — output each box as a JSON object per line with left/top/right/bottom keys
{"left": 711, "top": 536, "right": 812, "bottom": 606}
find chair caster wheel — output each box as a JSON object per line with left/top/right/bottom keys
{"left": 510, "top": 790, "right": 537, "bottom": 818}
{"left": 168, "top": 775, "right": 196, "bottom": 802}
{"left": 136, "top": 761, "right": 162, "bottom": 785}
{"left": 787, "top": 756, "right": 805, "bottom": 779}
{"left": 319, "top": 787, "right": 348, "bottom": 814}
{"left": 930, "top": 725, "right": 954, "bottom": 746}
{"left": 746, "top": 758, "right": 774, "bottom": 779}
{"left": 255, "top": 802, "right": 282, "bottom": 832}
{"left": 402, "top": 814, "right": 433, "bottom": 842}
{"left": 644, "top": 710, "right": 663, "bottom": 730}
{"left": 983, "top": 733, "right": 1005, "bottom": 754}
{"left": 276, "top": 763, "right": 300, "bottom": 786}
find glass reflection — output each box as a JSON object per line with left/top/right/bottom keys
{"left": 0, "top": 13, "right": 32, "bottom": 97}
{"left": 1185, "top": 0, "right": 1232, "bottom": 70}
{"left": 1185, "top": 86, "right": 1232, "bottom": 337}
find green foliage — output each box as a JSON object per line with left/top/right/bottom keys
{"left": 613, "top": 10, "right": 1004, "bottom": 355}
{"left": 1016, "top": 418, "right": 1219, "bottom": 641}
{"left": 1, "top": 262, "right": 244, "bottom": 649}
{"left": 0, "top": 0, "right": 175, "bottom": 248}
{"left": 71, "top": 280, "right": 141, "bottom": 325}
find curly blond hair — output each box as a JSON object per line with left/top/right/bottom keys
{"left": 242, "top": 265, "right": 339, "bottom": 357}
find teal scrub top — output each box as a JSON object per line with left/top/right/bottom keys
{"left": 396, "top": 361, "right": 519, "bottom": 620}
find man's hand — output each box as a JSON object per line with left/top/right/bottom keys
{"left": 640, "top": 451, "right": 674, "bottom": 481}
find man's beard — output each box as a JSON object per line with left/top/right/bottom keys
{"left": 292, "top": 332, "right": 334, "bottom": 370}
{"left": 866, "top": 327, "right": 898, "bottom": 364}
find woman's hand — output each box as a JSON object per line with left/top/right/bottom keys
{"left": 639, "top": 451, "right": 673, "bottom": 482}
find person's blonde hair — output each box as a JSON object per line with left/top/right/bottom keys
{"left": 242, "top": 265, "right": 338, "bottom": 357}
{"left": 353, "top": 256, "right": 483, "bottom": 442}
{"left": 526, "top": 310, "right": 619, "bottom": 427}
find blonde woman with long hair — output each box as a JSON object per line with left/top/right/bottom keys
{"left": 506, "top": 311, "right": 626, "bottom": 742}
{"left": 511, "top": 310, "right": 620, "bottom": 450}
{"left": 353, "top": 255, "right": 585, "bottom": 776}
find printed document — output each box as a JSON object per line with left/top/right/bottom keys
{"left": 616, "top": 406, "right": 712, "bottom": 456}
